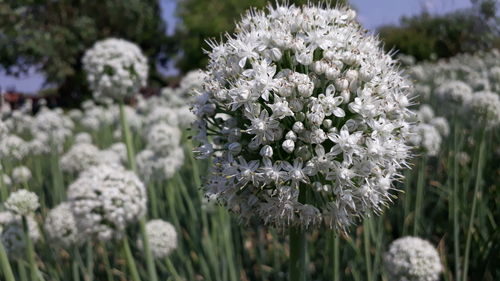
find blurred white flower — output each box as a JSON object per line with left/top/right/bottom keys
{"left": 44, "top": 202, "right": 82, "bottom": 247}
{"left": 4, "top": 189, "right": 39, "bottom": 215}
{"left": 468, "top": 91, "right": 500, "bottom": 128}
{"left": 82, "top": 38, "right": 148, "bottom": 101}
{"left": 12, "top": 166, "right": 32, "bottom": 184}
{"left": 138, "top": 219, "right": 177, "bottom": 259}
{"left": 67, "top": 164, "right": 147, "bottom": 241}
{"left": 384, "top": 236, "right": 442, "bottom": 281}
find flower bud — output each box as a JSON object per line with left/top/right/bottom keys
{"left": 260, "top": 145, "right": 273, "bottom": 158}
{"left": 282, "top": 140, "right": 295, "bottom": 153}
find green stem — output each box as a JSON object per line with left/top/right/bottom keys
{"left": 139, "top": 218, "right": 158, "bottom": 281}
{"left": 122, "top": 237, "right": 141, "bottom": 281}
{"left": 413, "top": 156, "right": 426, "bottom": 236}
{"left": 0, "top": 165, "right": 7, "bottom": 203}
{"left": 452, "top": 123, "right": 461, "bottom": 281}
{"left": 165, "top": 257, "right": 182, "bottom": 281}
{"left": 0, "top": 238, "right": 15, "bottom": 281}
{"left": 289, "top": 186, "right": 307, "bottom": 281}
{"left": 85, "top": 242, "right": 94, "bottom": 281}
{"left": 462, "top": 129, "right": 486, "bottom": 281}
{"left": 119, "top": 102, "right": 136, "bottom": 172}
{"left": 363, "top": 219, "right": 373, "bottom": 281}
{"left": 333, "top": 233, "right": 340, "bottom": 281}
{"left": 22, "top": 216, "right": 39, "bottom": 281}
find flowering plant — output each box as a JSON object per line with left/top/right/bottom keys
{"left": 193, "top": 3, "right": 414, "bottom": 231}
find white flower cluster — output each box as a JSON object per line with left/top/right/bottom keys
{"left": 384, "top": 236, "right": 442, "bottom": 281}
{"left": 467, "top": 91, "right": 500, "bottom": 128}
{"left": 136, "top": 122, "right": 185, "bottom": 182}
{"left": 12, "top": 166, "right": 32, "bottom": 184}
{"left": 4, "top": 189, "right": 39, "bottom": 215}
{"left": 193, "top": 3, "right": 414, "bottom": 230}
{"left": 31, "top": 107, "right": 74, "bottom": 152}
{"left": 0, "top": 212, "right": 40, "bottom": 256}
{"left": 44, "top": 202, "right": 81, "bottom": 247}
{"left": 60, "top": 142, "right": 115, "bottom": 174}
{"left": 82, "top": 38, "right": 149, "bottom": 101}
{"left": 0, "top": 134, "right": 29, "bottom": 160}
{"left": 408, "top": 49, "right": 500, "bottom": 128}
{"left": 409, "top": 105, "right": 449, "bottom": 156}
{"left": 139, "top": 219, "right": 177, "bottom": 259}
{"left": 67, "top": 164, "right": 147, "bottom": 241}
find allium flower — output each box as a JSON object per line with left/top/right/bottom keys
{"left": 0, "top": 212, "right": 40, "bottom": 256}
{"left": 384, "top": 236, "right": 442, "bottom": 281}
{"left": 44, "top": 203, "right": 82, "bottom": 247}
{"left": 467, "top": 91, "right": 500, "bottom": 128}
{"left": 136, "top": 148, "right": 185, "bottom": 182}
{"left": 410, "top": 124, "right": 442, "bottom": 156}
{"left": 138, "top": 219, "right": 177, "bottom": 259}
{"left": 31, "top": 107, "right": 74, "bottom": 150}
{"left": 429, "top": 117, "right": 450, "bottom": 137}
{"left": 60, "top": 143, "right": 101, "bottom": 173}
{"left": 0, "top": 134, "right": 28, "bottom": 160}
{"left": 68, "top": 109, "right": 83, "bottom": 122}
{"left": 146, "top": 123, "right": 182, "bottom": 155}
{"left": 1, "top": 174, "right": 12, "bottom": 187}
{"left": 82, "top": 38, "right": 148, "bottom": 101}
{"left": 12, "top": 166, "right": 32, "bottom": 184}
{"left": 4, "top": 189, "right": 39, "bottom": 215}
{"left": 67, "top": 164, "right": 147, "bottom": 241}
{"left": 75, "top": 132, "right": 93, "bottom": 144}
{"left": 435, "top": 81, "right": 472, "bottom": 108}
{"left": 193, "top": 3, "right": 414, "bottom": 230}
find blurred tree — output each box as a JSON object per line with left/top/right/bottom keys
{"left": 0, "top": 0, "right": 173, "bottom": 107}
{"left": 378, "top": 0, "right": 499, "bottom": 61}
{"left": 173, "top": 0, "right": 347, "bottom": 73}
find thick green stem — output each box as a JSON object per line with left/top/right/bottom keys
{"left": 122, "top": 237, "right": 141, "bottom": 281}
{"left": 363, "top": 219, "right": 373, "bottom": 281}
{"left": 0, "top": 238, "right": 15, "bottom": 281}
{"left": 462, "top": 129, "right": 486, "bottom": 281}
{"left": 139, "top": 218, "right": 158, "bottom": 281}
{"left": 333, "top": 233, "right": 340, "bottom": 281}
{"left": 452, "top": 123, "right": 461, "bottom": 281}
{"left": 119, "top": 102, "right": 136, "bottom": 172}
{"left": 413, "top": 156, "right": 426, "bottom": 236}
{"left": 289, "top": 186, "right": 307, "bottom": 281}
{"left": 22, "top": 216, "right": 39, "bottom": 281}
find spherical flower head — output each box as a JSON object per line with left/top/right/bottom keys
{"left": 31, "top": 107, "right": 74, "bottom": 149}
{"left": 0, "top": 134, "right": 28, "bottom": 160}
{"left": 60, "top": 142, "right": 101, "bottom": 174}
{"left": 410, "top": 124, "right": 442, "bottom": 156}
{"left": 435, "top": 80, "right": 472, "bottom": 108}
{"left": 82, "top": 38, "right": 148, "bottom": 101}
{"left": 138, "top": 219, "right": 178, "bottom": 258}
{"left": 0, "top": 212, "right": 40, "bottom": 257}
{"left": 12, "top": 166, "right": 32, "bottom": 184}
{"left": 192, "top": 3, "right": 414, "bottom": 230}
{"left": 429, "top": 117, "right": 449, "bottom": 137}
{"left": 44, "top": 202, "right": 82, "bottom": 247}
{"left": 146, "top": 123, "right": 182, "bottom": 155}
{"left": 136, "top": 148, "right": 184, "bottom": 182}
{"left": 1, "top": 174, "right": 12, "bottom": 187}
{"left": 384, "top": 236, "right": 442, "bottom": 281}
{"left": 75, "top": 132, "right": 93, "bottom": 144}
{"left": 4, "top": 189, "right": 39, "bottom": 215}
{"left": 67, "top": 164, "right": 147, "bottom": 241}
{"left": 467, "top": 91, "right": 500, "bottom": 128}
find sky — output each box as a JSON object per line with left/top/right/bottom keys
{"left": 0, "top": 0, "right": 473, "bottom": 94}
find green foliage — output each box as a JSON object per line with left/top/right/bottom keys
{"left": 378, "top": 2, "right": 499, "bottom": 61}
{"left": 0, "top": 0, "right": 171, "bottom": 106}
{"left": 173, "top": 0, "right": 347, "bottom": 73}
